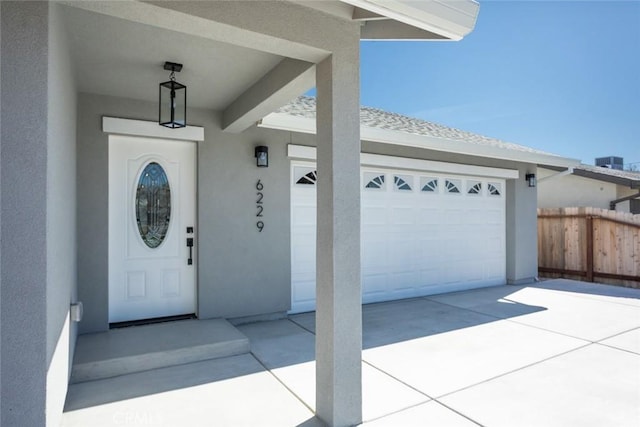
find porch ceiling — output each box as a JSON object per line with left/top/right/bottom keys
{"left": 60, "top": 4, "right": 286, "bottom": 111}
{"left": 59, "top": 0, "right": 479, "bottom": 132}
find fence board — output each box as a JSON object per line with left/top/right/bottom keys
{"left": 538, "top": 207, "right": 640, "bottom": 288}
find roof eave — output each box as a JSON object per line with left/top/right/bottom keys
{"left": 258, "top": 112, "right": 580, "bottom": 169}
{"left": 572, "top": 168, "right": 640, "bottom": 188}
{"left": 340, "top": 0, "right": 479, "bottom": 41}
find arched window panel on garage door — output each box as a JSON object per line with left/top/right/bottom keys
{"left": 364, "top": 172, "right": 386, "bottom": 190}
{"left": 488, "top": 182, "right": 502, "bottom": 196}
{"left": 467, "top": 180, "right": 482, "bottom": 196}
{"left": 294, "top": 167, "right": 317, "bottom": 186}
{"left": 445, "top": 179, "right": 462, "bottom": 194}
{"left": 393, "top": 174, "right": 413, "bottom": 192}
{"left": 420, "top": 177, "right": 439, "bottom": 193}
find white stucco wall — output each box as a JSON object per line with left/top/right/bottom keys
{"left": 538, "top": 167, "right": 618, "bottom": 209}
{"left": 538, "top": 167, "right": 639, "bottom": 213}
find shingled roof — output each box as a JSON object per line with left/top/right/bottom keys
{"left": 264, "top": 96, "right": 579, "bottom": 168}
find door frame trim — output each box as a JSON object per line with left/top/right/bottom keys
{"left": 103, "top": 117, "right": 205, "bottom": 142}
{"left": 106, "top": 132, "right": 199, "bottom": 323}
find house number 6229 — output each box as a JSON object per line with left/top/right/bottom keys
{"left": 256, "top": 180, "right": 264, "bottom": 232}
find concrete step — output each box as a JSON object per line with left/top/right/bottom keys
{"left": 70, "top": 319, "right": 250, "bottom": 384}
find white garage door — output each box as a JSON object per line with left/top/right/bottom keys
{"left": 291, "top": 161, "right": 507, "bottom": 313}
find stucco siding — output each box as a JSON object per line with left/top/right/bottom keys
{"left": 77, "top": 94, "right": 293, "bottom": 332}
{"left": 197, "top": 125, "right": 292, "bottom": 320}
{"left": 506, "top": 164, "right": 538, "bottom": 283}
{"left": 0, "top": 4, "right": 3, "bottom": 418}
{"left": 46, "top": 4, "right": 78, "bottom": 425}
{"left": 1, "top": 2, "right": 48, "bottom": 425}
{"left": 538, "top": 167, "right": 618, "bottom": 209}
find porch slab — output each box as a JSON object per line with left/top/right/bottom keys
{"left": 63, "top": 354, "right": 321, "bottom": 427}
{"left": 70, "top": 319, "right": 249, "bottom": 383}
{"left": 61, "top": 280, "right": 640, "bottom": 426}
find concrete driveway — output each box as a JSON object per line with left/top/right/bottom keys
{"left": 62, "top": 279, "right": 640, "bottom": 426}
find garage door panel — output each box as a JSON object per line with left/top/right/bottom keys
{"left": 291, "top": 163, "right": 507, "bottom": 313}
{"left": 291, "top": 234, "right": 315, "bottom": 251}
{"left": 484, "top": 236, "right": 504, "bottom": 254}
{"left": 292, "top": 205, "right": 317, "bottom": 226}
{"left": 417, "top": 241, "right": 443, "bottom": 260}
{"left": 362, "top": 206, "right": 387, "bottom": 225}
{"left": 386, "top": 242, "right": 414, "bottom": 270}
{"left": 486, "top": 209, "right": 504, "bottom": 224}
{"left": 292, "top": 275, "right": 315, "bottom": 294}
{"left": 416, "top": 226, "right": 444, "bottom": 240}
{"left": 392, "top": 270, "right": 420, "bottom": 290}
{"left": 465, "top": 260, "right": 485, "bottom": 282}
{"left": 464, "top": 238, "right": 486, "bottom": 254}
{"left": 362, "top": 245, "right": 388, "bottom": 273}
{"left": 467, "top": 209, "right": 486, "bottom": 224}
{"left": 391, "top": 206, "right": 415, "bottom": 225}
{"left": 417, "top": 208, "right": 442, "bottom": 225}
{"left": 363, "top": 273, "right": 389, "bottom": 295}
{"left": 444, "top": 209, "right": 464, "bottom": 225}
{"left": 443, "top": 260, "right": 472, "bottom": 283}
{"left": 419, "top": 267, "right": 442, "bottom": 287}
{"left": 485, "top": 259, "right": 506, "bottom": 280}
{"left": 442, "top": 239, "right": 469, "bottom": 260}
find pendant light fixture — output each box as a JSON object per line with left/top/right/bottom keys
{"left": 159, "top": 61, "right": 187, "bottom": 128}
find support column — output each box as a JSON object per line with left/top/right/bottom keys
{"left": 1, "top": 2, "right": 49, "bottom": 426}
{"left": 315, "top": 43, "right": 362, "bottom": 427}
{"left": 506, "top": 165, "right": 539, "bottom": 285}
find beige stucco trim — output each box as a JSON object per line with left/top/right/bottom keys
{"left": 102, "top": 117, "right": 205, "bottom": 141}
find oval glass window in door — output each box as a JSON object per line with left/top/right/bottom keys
{"left": 136, "top": 162, "right": 171, "bottom": 248}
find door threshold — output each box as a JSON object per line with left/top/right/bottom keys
{"left": 110, "top": 313, "right": 197, "bottom": 329}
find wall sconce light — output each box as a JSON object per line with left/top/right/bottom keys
{"left": 255, "top": 146, "right": 268, "bottom": 167}
{"left": 159, "top": 61, "right": 187, "bottom": 128}
{"left": 526, "top": 173, "right": 537, "bottom": 188}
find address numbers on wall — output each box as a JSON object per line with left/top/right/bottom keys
{"left": 256, "top": 179, "right": 264, "bottom": 232}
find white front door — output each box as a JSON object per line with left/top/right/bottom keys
{"left": 109, "top": 135, "right": 196, "bottom": 323}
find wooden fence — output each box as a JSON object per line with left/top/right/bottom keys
{"left": 537, "top": 207, "right": 640, "bottom": 288}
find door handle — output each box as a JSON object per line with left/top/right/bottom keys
{"left": 186, "top": 237, "right": 194, "bottom": 265}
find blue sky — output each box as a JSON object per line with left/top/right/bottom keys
{"left": 358, "top": 0, "right": 640, "bottom": 167}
